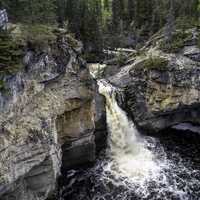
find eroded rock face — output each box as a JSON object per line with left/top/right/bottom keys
{"left": 0, "top": 31, "right": 96, "bottom": 200}
{"left": 56, "top": 101, "right": 95, "bottom": 170}
{"left": 110, "top": 39, "right": 200, "bottom": 132}
{"left": 93, "top": 88, "right": 107, "bottom": 153}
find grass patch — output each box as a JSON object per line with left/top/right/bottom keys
{"left": 83, "top": 52, "right": 99, "bottom": 62}
{"left": 0, "top": 24, "right": 78, "bottom": 79}
{"left": 197, "top": 36, "right": 200, "bottom": 49}
{"left": 196, "top": 31, "right": 200, "bottom": 49}
{"left": 19, "top": 25, "right": 80, "bottom": 51}
{"left": 160, "top": 30, "right": 193, "bottom": 53}
{"left": 116, "top": 52, "right": 127, "bottom": 66}
{"left": 136, "top": 56, "right": 169, "bottom": 71}
{"left": 0, "top": 79, "right": 5, "bottom": 90}
{"left": 65, "top": 34, "right": 80, "bottom": 48}
{"left": 0, "top": 30, "right": 24, "bottom": 75}
{"left": 175, "top": 17, "right": 199, "bottom": 30}
{"left": 18, "top": 24, "right": 57, "bottom": 51}
{"left": 0, "top": 78, "right": 11, "bottom": 94}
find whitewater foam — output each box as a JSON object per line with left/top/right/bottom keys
{"left": 98, "top": 79, "right": 162, "bottom": 181}
{"left": 60, "top": 79, "right": 200, "bottom": 200}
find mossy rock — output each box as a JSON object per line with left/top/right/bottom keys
{"left": 196, "top": 31, "right": 200, "bottom": 49}
{"left": 197, "top": 36, "right": 200, "bottom": 49}
{"left": 116, "top": 53, "right": 127, "bottom": 66}
{"left": 13, "top": 24, "right": 79, "bottom": 53}
{"left": 0, "top": 79, "right": 10, "bottom": 94}
{"left": 135, "top": 56, "right": 169, "bottom": 71}
{"left": 0, "top": 24, "right": 78, "bottom": 76}
{"left": 83, "top": 52, "right": 100, "bottom": 63}
{"left": 0, "top": 30, "right": 24, "bottom": 75}
{"left": 18, "top": 24, "right": 57, "bottom": 51}
{"left": 160, "top": 31, "right": 193, "bottom": 53}
{"left": 66, "top": 34, "right": 79, "bottom": 48}
{"left": 175, "top": 17, "right": 199, "bottom": 30}
{"left": 0, "top": 79, "right": 5, "bottom": 90}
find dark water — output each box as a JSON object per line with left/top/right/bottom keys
{"left": 59, "top": 129, "right": 200, "bottom": 200}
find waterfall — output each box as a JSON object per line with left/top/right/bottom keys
{"left": 60, "top": 75, "right": 200, "bottom": 200}
{"left": 61, "top": 78, "right": 200, "bottom": 200}
{"left": 98, "top": 79, "right": 160, "bottom": 180}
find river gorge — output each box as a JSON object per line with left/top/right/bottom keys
{"left": 59, "top": 73, "right": 200, "bottom": 200}
{"left": 1, "top": 25, "right": 200, "bottom": 200}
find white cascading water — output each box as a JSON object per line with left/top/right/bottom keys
{"left": 60, "top": 69, "right": 200, "bottom": 200}
{"left": 61, "top": 77, "right": 200, "bottom": 200}
{"left": 97, "top": 79, "right": 161, "bottom": 181}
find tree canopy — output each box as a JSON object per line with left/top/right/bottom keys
{"left": 0, "top": 0, "right": 199, "bottom": 58}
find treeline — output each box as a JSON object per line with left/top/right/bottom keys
{"left": 1, "top": 0, "right": 200, "bottom": 56}
{"left": 1, "top": 0, "right": 56, "bottom": 24}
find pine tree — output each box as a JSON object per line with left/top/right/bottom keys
{"left": 164, "top": 0, "right": 175, "bottom": 42}
{"left": 1, "top": 0, "right": 56, "bottom": 24}
{"left": 128, "top": 0, "right": 135, "bottom": 24}
{"left": 103, "top": 0, "right": 110, "bottom": 11}
{"left": 111, "top": 0, "right": 121, "bottom": 32}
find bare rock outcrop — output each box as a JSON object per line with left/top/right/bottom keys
{"left": 110, "top": 28, "right": 200, "bottom": 132}
{"left": 0, "top": 27, "right": 96, "bottom": 200}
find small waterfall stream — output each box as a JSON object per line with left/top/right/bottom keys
{"left": 97, "top": 79, "right": 160, "bottom": 180}
{"left": 60, "top": 76, "right": 200, "bottom": 200}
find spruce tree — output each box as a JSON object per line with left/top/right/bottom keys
{"left": 128, "top": 0, "right": 135, "bottom": 24}
{"left": 164, "top": 0, "right": 175, "bottom": 42}
{"left": 1, "top": 0, "right": 56, "bottom": 24}
{"left": 111, "top": 0, "right": 121, "bottom": 32}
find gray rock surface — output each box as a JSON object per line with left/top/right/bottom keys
{"left": 110, "top": 37, "right": 200, "bottom": 132}
{"left": 93, "top": 85, "right": 107, "bottom": 153}
{"left": 0, "top": 30, "right": 96, "bottom": 200}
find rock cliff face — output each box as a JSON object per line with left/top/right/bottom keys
{"left": 110, "top": 28, "right": 200, "bottom": 132}
{"left": 0, "top": 28, "right": 96, "bottom": 200}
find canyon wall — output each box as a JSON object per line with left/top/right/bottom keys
{"left": 0, "top": 27, "right": 101, "bottom": 200}
{"left": 110, "top": 28, "right": 200, "bottom": 132}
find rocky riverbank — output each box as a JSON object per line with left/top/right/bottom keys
{"left": 0, "top": 25, "right": 106, "bottom": 200}
{"left": 109, "top": 28, "right": 200, "bottom": 132}
{"left": 1, "top": 23, "right": 200, "bottom": 200}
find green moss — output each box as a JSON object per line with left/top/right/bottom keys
{"left": 19, "top": 24, "right": 57, "bottom": 51}
{"left": 0, "top": 24, "right": 78, "bottom": 78}
{"left": 0, "top": 79, "right": 5, "bottom": 90}
{"left": 0, "top": 172, "right": 6, "bottom": 185}
{"left": 0, "top": 30, "right": 24, "bottom": 75}
{"left": 160, "top": 17, "right": 198, "bottom": 53}
{"left": 14, "top": 24, "right": 80, "bottom": 52}
{"left": 197, "top": 36, "right": 200, "bottom": 49}
{"left": 196, "top": 31, "right": 200, "bottom": 49}
{"left": 116, "top": 53, "right": 127, "bottom": 66}
{"left": 160, "top": 31, "right": 193, "bottom": 53}
{"left": 175, "top": 17, "right": 199, "bottom": 30}
{"left": 136, "top": 56, "right": 169, "bottom": 71}
{"left": 0, "top": 79, "right": 11, "bottom": 94}
{"left": 66, "top": 34, "right": 79, "bottom": 48}
{"left": 83, "top": 53, "right": 99, "bottom": 62}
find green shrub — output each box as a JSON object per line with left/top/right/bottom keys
{"left": 0, "top": 78, "right": 11, "bottom": 94}
{"left": 160, "top": 31, "right": 193, "bottom": 53}
{"left": 83, "top": 52, "right": 99, "bottom": 62}
{"left": 116, "top": 53, "right": 127, "bottom": 66}
{"left": 0, "top": 30, "right": 24, "bottom": 75}
{"left": 0, "top": 79, "right": 5, "bottom": 90}
{"left": 175, "top": 17, "right": 199, "bottom": 30}
{"left": 19, "top": 24, "right": 57, "bottom": 51}
{"left": 196, "top": 31, "right": 200, "bottom": 49}
{"left": 65, "top": 34, "right": 79, "bottom": 48}
{"left": 197, "top": 36, "right": 200, "bottom": 49}
{"left": 136, "top": 56, "right": 169, "bottom": 71}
